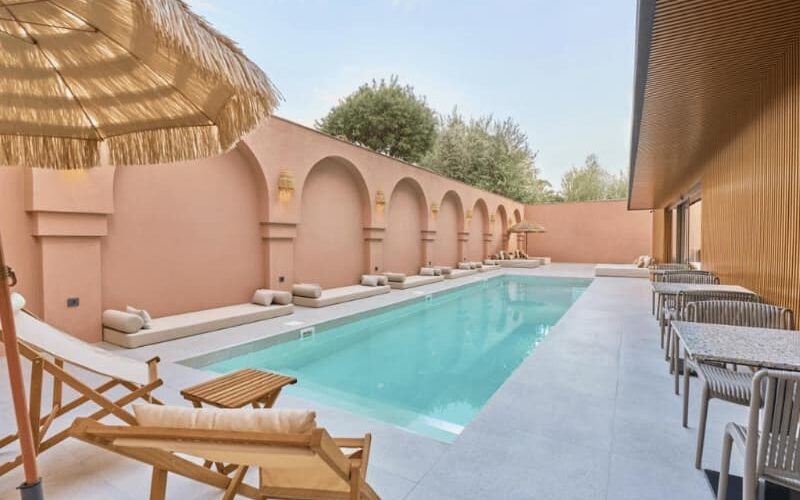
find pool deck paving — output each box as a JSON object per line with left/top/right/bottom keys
{"left": 0, "top": 263, "right": 747, "bottom": 499}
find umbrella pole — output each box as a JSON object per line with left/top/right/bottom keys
{"left": 0, "top": 232, "right": 43, "bottom": 500}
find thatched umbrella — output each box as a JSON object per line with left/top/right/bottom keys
{"left": 508, "top": 220, "right": 546, "bottom": 256}
{"left": 0, "top": 2, "right": 278, "bottom": 496}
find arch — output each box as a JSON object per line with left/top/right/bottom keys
{"left": 509, "top": 207, "right": 523, "bottom": 252}
{"left": 433, "top": 190, "right": 464, "bottom": 265}
{"left": 384, "top": 178, "right": 428, "bottom": 274}
{"left": 467, "top": 198, "right": 490, "bottom": 261}
{"left": 103, "top": 149, "right": 265, "bottom": 317}
{"left": 297, "top": 155, "right": 372, "bottom": 223}
{"left": 513, "top": 208, "right": 522, "bottom": 223}
{"left": 493, "top": 205, "right": 509, "bottom": 254}
{"left": 294, "top": 156, "right": 370, "bottom": 288}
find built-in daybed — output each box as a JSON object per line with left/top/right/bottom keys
{"left": 594, "top": 263, "right": 650, "bottom": 278}
{"left": 292, "top": 282, "right": 390, "bottom": 308}
{"left": 103, "top": 301, "right": 294, "bottom": 349}
{"left": 384, "top": 270, "right": 445, "bottom": 289}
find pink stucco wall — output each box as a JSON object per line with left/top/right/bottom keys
{"left": 1, "top": 116, "right": 651, "bottom": 343}
{"left": 524, "top": 200, "right": 652, "bottom": 263}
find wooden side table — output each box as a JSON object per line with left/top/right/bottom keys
{"left": 180, "top": 368, "right": 298, "bottom": 474}
{"left": 180, "top": 368, "right": 297, "bottom": 409}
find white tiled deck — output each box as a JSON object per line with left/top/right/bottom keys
{"left": 0, "top": 264, "right": 747, "bottom": 499}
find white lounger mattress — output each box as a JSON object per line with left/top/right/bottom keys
{"left": 594, "top": 264, "right": 650, "bottom": 278}
{"left": 497, "top": 260, "right": 540, "bottom": 268}
{"left": 292, "top": 284, "right": 390, "bottom": 307}
{"left": 388, "top": 275, "right": 444, "bottom": 289}
{"left": 103, "top": 303, "right": 294, "bottom": 349}
{"left": 445, "top": 268, "right": 478, "bottom": 279}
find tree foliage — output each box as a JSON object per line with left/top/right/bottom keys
{"left": 560, "top": 154, "right": 628, "bottom": 202}
{"left": 316, "top": 76, "right": 437, "bottom": 163}
{"left": 422, "top": 110, "right": 550, "bottom": 203}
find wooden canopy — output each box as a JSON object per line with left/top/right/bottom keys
{"left": 628, "top": 0, "right": 800, "bottom": 209}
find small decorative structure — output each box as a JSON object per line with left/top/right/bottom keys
{"left": 431, "top": 202, "right": 440, "bottom": 218}
{"left": 465, "top": 209, "right": 473, "bottom": 224}
{"left": 375, "top": 190, "right": 387, "bottom": 213}
{"left": 278, "top": 170, "right": 295, "bottom": 203}
{"left": 508, "top": 220, "right": 547, "bottom": 256}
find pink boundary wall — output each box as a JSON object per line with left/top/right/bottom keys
{"left": 524, "top": 200, "right": 652, "bottom": 263}
{"left": 0, "top": 118, "right": 651, "bottom": 343}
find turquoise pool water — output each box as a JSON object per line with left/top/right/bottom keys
{"left": 203, "top": 276, "right": 590, "bottom": 441}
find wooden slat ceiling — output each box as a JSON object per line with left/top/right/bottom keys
{"left": 628, "top": 0, "right": 800, "bottom": 210}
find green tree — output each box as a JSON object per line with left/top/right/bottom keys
{"left": 423, "top": 110, "right": 548, "bottom": 203}
{"left": 316, "top": 76, "right": 437, "bottom": 163}
{"left": 560, "top": 154, "right": 628, "bottom": 201}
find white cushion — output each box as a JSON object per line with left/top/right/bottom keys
{"left": 419, "top": 267, "right": 435, "bottom": 276}
{"left": 251, "top": 289, "right": 274, "bottom": 306}
{"left": 384, "top": 272, "right": 406, "bottom": 283}
{"left": 272, "top": 290, "right": 292, "bottom": 305}
{"left": 126, "top": 306, "right": 152, "bottom": 329}
{"left": 103, "top": 310, "right": 144, "bottom": 334}
{"left": 435, "top": 266, "right": 453, "bottom": 275}
{"left": 11, "top": 292, "right": 25, "bottom": 313}
{"left": 458, "top": 262, "right": 472, "bottom": 270}
{"left": 293, "top": 283, "right": 322, "bottom": 298}
{"left": 133, "top": 404, "right": 316, "bottom": 434}
{"left": 361, "top": 275, "right": 380, "bottom": 287}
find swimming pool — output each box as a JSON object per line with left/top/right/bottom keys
{"left": 202, "top": 275, "right": 591, "bottom": 441}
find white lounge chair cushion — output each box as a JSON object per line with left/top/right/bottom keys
{"left": 7, "top": 295, "right": 152, "bottom": 385}
{"left": 103, "top": 309, "right": 144, "bottom": 334}
{"left": 458, "top": 262, "right": 472, "bottom": 270}
{"left": 272, "top": 290, "right": 292, "bottom": 305}
{"left": 384, "top": 272, "right": 407, "bottom": 283}
{"left": 126, "top": 306, "right": 152, "bottom": 329}
{"left": 435, "top": 266, "right": 453, "bottom": 275}
{"left": 133, "top": 404, "right": 316, "bottom": 434}
{"left": 251, "top": 289, "right": 274, "bottom": 306}
{"left": 419, "top": 267, "right": 435, "bottom": 276}
{"left": 293, "top": 283, "right": 322, "bottom": 298}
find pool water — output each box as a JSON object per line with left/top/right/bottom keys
{"left": 203, "top": 276, "right": 591, "bottom": 441}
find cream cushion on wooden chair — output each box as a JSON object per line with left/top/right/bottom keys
{"left": 133, "top": 404, "right": 316, "bottom": 434}
{"left": 129, "top": 405, "right": 350, "bottom": 492}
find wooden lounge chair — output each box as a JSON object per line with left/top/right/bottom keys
{"left": 69, "top": 409, "right": 380, "bottom": 500}
{"left": 0, "top": 294, "right": 162, "bottom": 477}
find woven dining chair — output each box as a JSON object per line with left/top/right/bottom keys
{"left": 657, "top": 272, "right": 720, "bottom": 349}
{"left": 682, "top": 300, "right": 794, "bottom": 470}
{"left": 717, "top": 369, "right": 800, "bottom": 500}
{"left": 649, "top": 267, "right": 707, "bottom": 314}
{"left": 667, "top": 290, "right": 761, "bottom": 368}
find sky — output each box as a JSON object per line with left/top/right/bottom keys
{"left": 187, "top": 0, "right": 637, "bottom": 187}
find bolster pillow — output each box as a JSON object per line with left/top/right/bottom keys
{"left": 361, "top": 275, "right": 380, "bottom": 287}
{"left": 458, "top": 262, "right": 472, "bottom": 270}
{"left": 419, "top": 267, "right": 435, "bottom": 276}
{"left": 103, "top": 309, "right": 144, "bottom": 334}
{"left": 384, "top": 272, "right": 406, "bottom": 283}
{"left": 293, "top": 283, "right": 322, "bottom": 298}
{"left": 272, "top": 290, "right": 293, "bottom": 305}
{"left": 251, "top": 289, "right": 275, "bottom": 306}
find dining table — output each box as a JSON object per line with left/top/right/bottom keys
{"left": 651, "top": 282, "right": 756, "bottom": 318}
{"left": 671, "top": 320, "right": 800, "bottom": 398}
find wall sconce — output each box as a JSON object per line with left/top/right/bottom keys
{"left": 465, "top": 209, "right": 473, "bottom": 224}
{"left": 375, "top": 190, "right": 386, "bottom": 213}
{"left": 278, "top": 170, "right": 295, "bottom": 203}
{"left": 431, "top": 202, "right": 440, "bottom": 218}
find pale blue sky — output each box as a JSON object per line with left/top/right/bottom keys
{"left": 188, "top": 0, "right": 636, "bottom": 187}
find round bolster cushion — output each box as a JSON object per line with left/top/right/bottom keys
{"left": 293, "top": 283, "right": 322, "bottom": 298}
{"left": 102, "top": 309, "right": 144, "bottom": 334}
{"left": 385, "top": 272, "right": 407, "bottom": 282}
{"left": 272, "top": 291, "right": 293, "bottom": 305}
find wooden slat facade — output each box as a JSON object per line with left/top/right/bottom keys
{"left": 630, "top": 0, "right": 800, "bottom": 313}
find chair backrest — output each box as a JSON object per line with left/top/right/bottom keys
{"left": 661, "top": 271, "right": 719, "bottom": 284}
{"left": 684, "top": 300, "right": 793, "bottom": 330}
{"left": 746, "top": 370, "right": 800, "bottom": 481}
